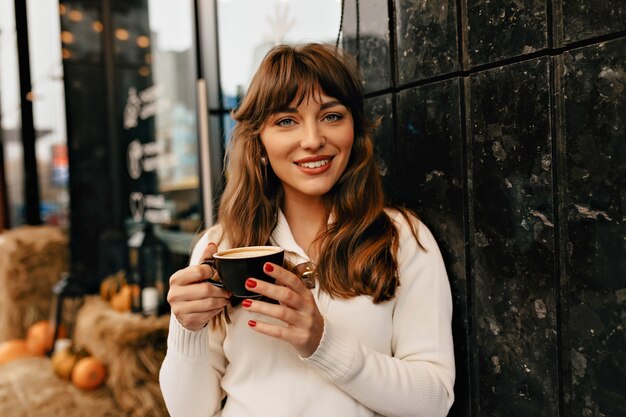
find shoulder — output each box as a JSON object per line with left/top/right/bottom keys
{"left": 384, "top": 208, "right": 444, "bottom": 270}
{"left": 384, "top": 210, "right": 451, "bottom": 315}
{"left": 189, "top": 223, "right": 228, "bottom": 265}
{"left": 384, "top": 208, "right": 438, "bottom": 250}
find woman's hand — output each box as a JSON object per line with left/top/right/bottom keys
{"left": 167, "top": 243, "right": 231, "bottom": 331}
{"left": 242, "top": 262, "right": 324, "bottom": 358}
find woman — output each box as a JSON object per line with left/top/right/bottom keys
{"left": 159, "top": 43, "right": 455, "bottom": 417}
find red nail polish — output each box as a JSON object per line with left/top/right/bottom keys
{"left": 248, "top": 320, "right": 256, "bottom": 327}
{"left": 242, "top": 299, "right": 252, "bottom": 308}
{"left": 245, "top": 278, "right": 257, "bottom": 288}
{"left": 264, "top": 263, "right": 274, "bottom": 273}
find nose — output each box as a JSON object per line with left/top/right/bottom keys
{"left": 300, "top": 121, "right": 325, "bottom": 151}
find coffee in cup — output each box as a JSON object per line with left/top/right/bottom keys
{"left": 201, "top": 246, "right": 284, "bottom": 298}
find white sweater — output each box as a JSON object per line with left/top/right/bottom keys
{"left": 159, "top": 210, "right": 455, "bottom": 417}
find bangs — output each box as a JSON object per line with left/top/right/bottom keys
{"left": 261, "top": 47, "right": 358, "bottom": 116}
{"left": 234, "top": 43, "right": 364, "bottom": 135}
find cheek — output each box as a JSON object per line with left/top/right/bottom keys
{"left": 263, "top": 141, "right": 287, "bottom": 162}
{"left": 340, "top": 129, "right": 355, "bottom": 154}
{"left": 260, "top": 134, "right": 278, "bottom": 158}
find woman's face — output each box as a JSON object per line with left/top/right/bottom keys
{"left": 260, "top": 91, "right": 354, "bottom": 204}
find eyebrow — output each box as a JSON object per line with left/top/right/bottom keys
{"left": 275, "top": 100, "right": 344, "bottom": 113}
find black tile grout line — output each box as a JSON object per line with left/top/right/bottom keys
{"left": 547, "top": 13, "right": 566, "bottom": 417}
{"left": 387, "top": 0, "right": 399, "bottom": 91}
{"left": 549, "top": 54, "right": 567, "bottom": 417}
{"left": 364, "top": 29, "right": 626, "bottom": 99}
{"left": 459, "top": 77, "right": 477, "bottom": 417}
{"left": 457, "top": 0, "right": 470, "bottom": 72}
{"left": 454, "top": 0, "right": 476, "bottom": 415}
{"left": 386, "top": 0, "right": 399, "bottom": 204}
{"left": 546, "top": 0, "right": 555, "bottom": 51}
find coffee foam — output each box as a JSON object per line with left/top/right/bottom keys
{"left": 217, "top": 247, "right": 281, "bottom": 259}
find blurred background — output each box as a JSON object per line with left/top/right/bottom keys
{"left": 0, "top": 0, "right": 624, "bottom": 416}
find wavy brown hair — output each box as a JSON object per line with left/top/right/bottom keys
{"left": 216, "top": 43, "right": 418, "bottom": 307}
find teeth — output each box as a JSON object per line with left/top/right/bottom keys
{"left": 299, "top": 159, "right": 329, "bottom": 168}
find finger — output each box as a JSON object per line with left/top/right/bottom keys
{"left": 175, "top": 310, "right": 223, "bottom": 332}
{"left": 245, "top": 277, "right": 295, "bottom": 308}
{"left": 245, "top": 277, "right": 309, "bottom": 312}
{"left": 246, "top": 309, "right": 323, "bottom": 357}
{"left": 172, "top": 296, "right": 229, "bottom": 315}
{"left": 241, "top": 298, "right": 304, "bottom": 327}
{"left": 199, "top": 242, "right": 218, "bottom": 263}
{"left": 246, "top": 319, "right": 312, "bottom": 354}
{"left": 170, "top": 264, "right": 217, "bottom": 286}
{"left": 168, "top": 281, "right": 230, "bottom": 303}
{"left": 262, "top": 262, "right": 309, "bottom": 294}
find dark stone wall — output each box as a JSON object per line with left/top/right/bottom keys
{"left": 343, "top": 0, "right": 625, "bottom": 416}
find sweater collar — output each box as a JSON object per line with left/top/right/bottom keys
{"left": 270, "top": 209, "right": 310, "bottom": 266}
{"left": 269, "top": 208, "right": 336, "bottom": 267}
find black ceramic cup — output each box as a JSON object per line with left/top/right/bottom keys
{"left": 201, "top": 246, "right": 284, "bottom": 298}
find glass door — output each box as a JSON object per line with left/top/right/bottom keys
{"left": 115, "top": 0, "right": 201, "bottom": 256}
{"left": 27, "top": 0, "right": 70, "bottom": 228}
{"left": 0, "top": 0, "right": 25, "bottom": 227}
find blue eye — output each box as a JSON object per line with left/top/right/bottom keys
{"left": 324, "top": 113, "right": 343, "bottom": 122}
{"left": 276, "top": 118, "right": 295, "bottom": 127}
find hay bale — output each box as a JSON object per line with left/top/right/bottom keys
{"left": 0, "top": 226, "right": 69, "bottom": 342}
{"left": 74, "top": 297, "right": 170, "bottom": 417}
{"left": 0, "top": 357, "right": 122, "bottom": 417}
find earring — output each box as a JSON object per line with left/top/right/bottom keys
{"left": 260, "top": 156, "right": 267, "bottom": 166}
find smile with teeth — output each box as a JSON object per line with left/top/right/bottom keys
{"left": 297, "top": 159, "right": 330, "bottom": 168}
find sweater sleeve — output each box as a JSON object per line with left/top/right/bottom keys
{"left": 159, "top": 227, "right": 229, "bottom": 417}
{"left": 302, "top": 212, "right": 455, "bottom": 417}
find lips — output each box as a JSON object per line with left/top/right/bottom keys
{"left": 294, "top": 156, "right": 333, "bottom": 173}
{"left": 297, "top": 159, "right": 330, "bottom": 168}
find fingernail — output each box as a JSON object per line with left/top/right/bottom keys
{"left": 242, "top": 299, "right": 252, "bottom": 308}
{"left": 248, "top": 320, "right": 257, "bottom": 327}
{"left": 264, "top": 263, "right": 274, "bottom": 273}
{"left": 245, "top": 278, "right": 257, "bottom": 288}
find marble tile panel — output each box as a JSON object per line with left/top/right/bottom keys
{"left": 343, "top": 0, "right": 392, "bottom": 93}
{"left": 395, "top": 79, "right": 469, "bottom": 415}
{"left": 396, "top": 80, "right": 464, "bottom": 266}
{"left": 395, "top": 0, "right": 459, "bottom": 83}
{"left": 465, "top": 0, "right": 548, "bottom": 67}
{"left": 365, "top": 94, "right": 395, "bottom": 200}
{"left": 558, "top": 37, "right": 626, "bottom": 417}
{"left": 560, "top": 0, "right": 626, "bottom": 45}
{"left": 466, "top": 57, "right": 559, "bottom": 415}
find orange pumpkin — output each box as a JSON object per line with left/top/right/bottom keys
{"left": 0, "top": 339, "right": 34, "bottom": 365}
{"left": 99, "top": 271, "right": 127, "bottom": 301}
{"left": 71, "top": 356, "right": 107, "bottom": 390}
{"left": 110, "top": 284, "right": 133, "bottom": 312}
{"left": 51, "top": 345, "right": 83, "bottom": 380}
{"left": 26, "top": 320, "right": 66, "bottom": 356}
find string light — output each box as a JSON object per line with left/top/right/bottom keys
{"left": 68, "top": 10, "right": 83, "bottom": 22}
{"left": 115, "top": 28, "right": 129, "bottom": 41}
{"left": 61, "top": 31, "right": 74, "bottom": 44}
{"left": 136, "top": 36, "right": 150, "bottom": 48}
